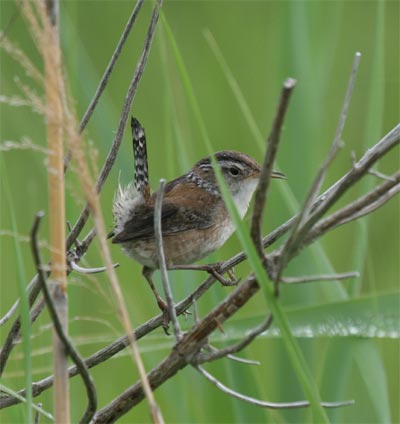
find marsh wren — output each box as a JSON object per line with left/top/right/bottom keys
{"left": 110, "top": 117, "right": 285, "bottom": 324}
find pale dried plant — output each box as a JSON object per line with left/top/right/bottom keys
{"left": 0, "top": 36, "right": 44, "bottom": 83}
{"left": 0, "top": 137, "right": 51, "bottom": 154}
{"left": 12, "top": 0, "right": 163, "bottom": 422}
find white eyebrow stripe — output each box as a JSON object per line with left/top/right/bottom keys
{"left": 199, "top": 160, "right": 245, "bottom": 170}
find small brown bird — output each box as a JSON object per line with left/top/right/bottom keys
{"left": 110, "top": 118, "right": 285, "bottom": 326}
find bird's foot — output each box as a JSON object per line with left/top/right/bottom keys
{"left": 204, "top": 263, "right": 240, "bottom": 287}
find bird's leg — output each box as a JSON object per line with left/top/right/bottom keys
{"left": 142, "top": 266, "right": 170, "bottom": 334}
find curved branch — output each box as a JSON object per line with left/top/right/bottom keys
{"left": 30, "top": 212, "right": 97, "bottom": 424}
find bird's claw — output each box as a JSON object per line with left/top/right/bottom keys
{"left": 207, "top": 264, "right": 240, "bottom": 286}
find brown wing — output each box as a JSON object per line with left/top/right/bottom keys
{"left": 111, "top": 178, "right": 218, "bottom": 244}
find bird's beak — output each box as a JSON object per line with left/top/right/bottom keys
{"left": 271, "top": 170, "right": 287, "bottom": 180}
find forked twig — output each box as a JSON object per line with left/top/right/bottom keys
{"left": 277, "top": 53, "right": 362, "bottom": 282}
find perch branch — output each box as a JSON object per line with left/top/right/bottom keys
{"left": 90, "top": 276, "right": 261, "bottom": 422}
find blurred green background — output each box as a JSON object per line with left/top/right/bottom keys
{"left": 1, "top": 1, "right": 399, "bottom": 423}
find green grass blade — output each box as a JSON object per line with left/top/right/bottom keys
{"left": 203, "top": 28, "right": 348, "bottom": 302}
{"left": 161, "top": 13, "right": 330, "bottom": 422}
{"left": 1, "top": 156, "right": 33, "bottom": 423}
{"left": 0, "top": 383, "right": 54, "bottom": 421}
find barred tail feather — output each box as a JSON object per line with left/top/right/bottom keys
{"left": 131, "top": 117, "right": 150, "bottom": 203}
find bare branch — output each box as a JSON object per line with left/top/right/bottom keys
{"left": 30, "top": 212, "right": 97, "bottom": 424}
{"left": 90, "top": 276, "right": 261, "bottom": 423}
{"left": 277, "top": 124, "right": 400, "bottom": 270}
{"left": 305, "top": 124, "right": 400, "bottom": 230}
{"left": 277, "top": 53, "right": 362, "bottom": 281}
{"left": 195, "top": 314, "right": 273, "bottom": 364}
{"left": 304, "top": 174, "right": 400, "bottom": 245}
{"left": 154, "top": 179, "right": 182, "bottom": 340}
{"left": 333, "top": 184, "right": 399, "bottom": 225}
{"left": 250, "top": 78, "right": 296, "bottom": 258}
{"left": 194, "top": 365, "right": 354, "bottom": 409}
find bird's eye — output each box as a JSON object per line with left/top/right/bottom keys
{"left": 229, "top": 166, "right": 240, "bottom": 176}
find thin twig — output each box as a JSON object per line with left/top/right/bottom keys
{"left": 277, "top": 125, "right": 400, "bottom": 278}
{"left": 70, "top": 260, "right": 119, "bottom": 275}
{"left": 34, "top": 402, "right": 42, "bottom": 424}
{"left": 306, "top": 52, "right": 361, "bottom": 219}
{"left": 194, "top": 365, "right": 354, "bottom": 409}
{"left": 280, "top": 272, "right": 359, "bottom": 285}
{"left": 0, "top": 274, "right": 40, "bottom": 327}
{"left": 63, "top": 0, "right": 145, "bottom": 171}
{"left": 78, "top": 0, "right": 144, "bottom": 134}
{"left": 0, "top": 273, "right": 43, "bottom": 375}
{"left": 66, "top": 0, "right": 163, "bottom": 250}
{"left": 299, "top": 124, "right": 400, "bottom": 239}
{"left": 277, "top": 53, "right": 362, "bottom": 281}
{"left": 332, "top": 184, "right": 399, "bottom": 225}
{"left": 30, "top": 212, "right": 97, "bottom": 424}
{"left": 194, "top": 314, "right": 273, "bottom": 364}
{"left": 154, "top": 179, "right": 182, "bottom": 340}
{"left": 368, "top": 168, "right": 397, "bottom": 182}
{"left": 225, "top": 354, "right": 260, "bottom": 366}
{"left": 304, "top": 175, "right": 400, "bottom": 246}
{"left": 250, "top": 78, "right": 296, "bottom": 258}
